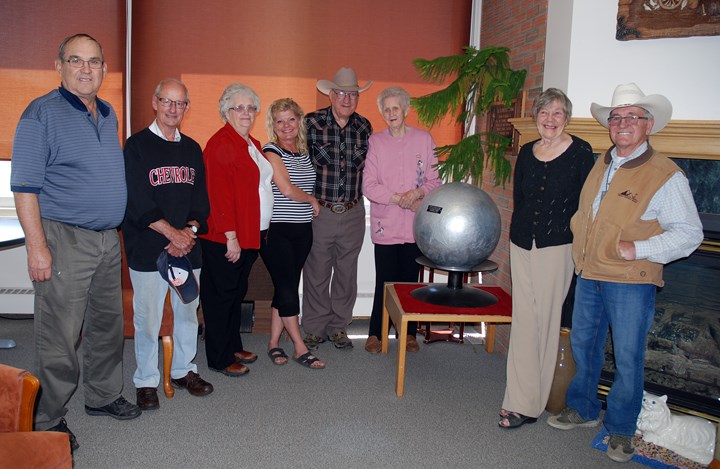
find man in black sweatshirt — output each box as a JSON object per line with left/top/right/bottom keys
{"left": 122, "top": 79, "right": 212, "bottom": 411}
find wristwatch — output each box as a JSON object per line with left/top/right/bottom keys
{"left": 185, "top": 224, "right": 198, "bottom": 234}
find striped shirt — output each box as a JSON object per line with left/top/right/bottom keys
{"left": 262, "top": 142, "right": 315, "bottom": 223}
{"left": 11, "top": 87, "right": 127, "bottom": 230}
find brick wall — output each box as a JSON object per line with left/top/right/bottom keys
{"left": 475, "top": 1, "right": 548, "bottom": 352}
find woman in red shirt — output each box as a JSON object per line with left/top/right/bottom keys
{"left": 200, "top": 83, "right": 274, "bottom": 377}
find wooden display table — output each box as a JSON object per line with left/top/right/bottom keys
{"left": 381, "top": 283, "right": 512, "bottom": 397}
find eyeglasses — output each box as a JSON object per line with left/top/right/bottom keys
{"left": 228, "top": 104, "right": 258, "bottom": 114}
{"left": 64, "top": 56, "right": 104, "bottom": 69}
{"left": 332, "top": 89, "right": 359, "bottom": 99}
{"left": 607, "top": 115, "right": 650, "bottom": 126}
{"left": 156, "top": 96, "right": 188, "bottom": 110}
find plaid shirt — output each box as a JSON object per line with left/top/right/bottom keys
{"left": 305, "top": 106, "right": 372, "bottom": 203}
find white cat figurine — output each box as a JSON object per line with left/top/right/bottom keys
{"left": 636, "top": 391, "right": 716, "bottom": 465}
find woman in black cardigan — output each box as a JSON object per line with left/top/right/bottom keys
{"left": 498, "top": 89, "right": 595, "bottom": 428}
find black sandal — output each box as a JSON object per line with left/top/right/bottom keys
{"left": 498, "top": 412, "right": 537, "bottom": 429}
{"left": 267, "top": 348, "right": 288, "bottom": 365}
{"left": 293, "top": 352, "right": 325, "bottom": 369}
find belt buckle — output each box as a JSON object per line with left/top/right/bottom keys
{"left": 331, "top": 203, "right": 347, "bottom": 214}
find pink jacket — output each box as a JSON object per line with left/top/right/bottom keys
{"left": 363, "top": 126, "right": 441, "bottom": 245}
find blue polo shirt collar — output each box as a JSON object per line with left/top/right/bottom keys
{"left": 58, "top": 85, "right": 110, "bottom": 118}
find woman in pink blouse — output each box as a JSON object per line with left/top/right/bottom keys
{"left": 362, "top": 86, "right": 442, "bottom": 354}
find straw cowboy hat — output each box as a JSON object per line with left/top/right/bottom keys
{"left": 590, "top": 83, "right": 672, "bottom": 135}
{"left": 316, "top": 67, "right": 372, "bottom": 95}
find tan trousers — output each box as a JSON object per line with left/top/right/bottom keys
{"left": 301, "top": 203, "right": 365, "bottom": 337}
{"left": 502, "top": 242, "right": 574, "bottom": 418}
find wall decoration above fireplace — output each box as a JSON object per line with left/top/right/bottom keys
{"left": 616, "top": 0, "right": 720, "bottom": 41}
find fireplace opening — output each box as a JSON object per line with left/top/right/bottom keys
{"left": 599, "top": 157, "right": 720, "bottom": 421}
{"left": 600, "top": 240, "right": 720, "bottom": 420}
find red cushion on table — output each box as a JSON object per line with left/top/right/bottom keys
{"left": 393, "top": 284, "right": 512, "bottom": 317}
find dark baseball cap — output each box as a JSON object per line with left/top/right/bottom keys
{"left": 156, "top": 250, "right": 199, "bottom": 304}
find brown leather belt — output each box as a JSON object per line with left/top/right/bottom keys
{"left": 319, "top": 199, "right": 359, "bottom": 214}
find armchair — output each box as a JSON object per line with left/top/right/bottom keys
{"left": 0, "top": 364, "right": 72, "bottom": 468}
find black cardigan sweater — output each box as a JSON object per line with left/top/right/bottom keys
{"left": 509, "top": 135, "right": 595, "bottom": 250}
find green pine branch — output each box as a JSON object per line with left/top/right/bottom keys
{"left": 411, "top": 46, "right": 526, "bottom": 186}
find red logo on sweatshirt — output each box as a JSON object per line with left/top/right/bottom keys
{"left": 149, "top": 166, "right": 196, "bottom": 186}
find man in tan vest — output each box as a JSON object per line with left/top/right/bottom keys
{"left": 546, "top": 83, "right": 703, "bottom": 463}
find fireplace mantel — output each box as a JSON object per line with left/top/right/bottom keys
{"left": 509, "top": 118, "right": 720, "bottom": 161}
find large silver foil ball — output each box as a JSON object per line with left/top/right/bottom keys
{"left": 414, "top": 182, "right": 501, "bottom": 271}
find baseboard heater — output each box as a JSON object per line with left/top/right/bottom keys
{"left": 0, "top": 288, "right": 34, "bottom": 295}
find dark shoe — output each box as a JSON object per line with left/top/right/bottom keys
{"left": 47, "top": 417, "right": 79, "bottom": 451}
{"left": 234, "top": 350, "right": 258, "bottom": 364}
{"left": 293, "top": 351, "right": 325, "bottom": 369}
{"left": 171, "top": 371, "right": 214, "bottom": 397}
{"left": 328, "top": 331, "right": 353, "bottom": 349}
{"left": 136, "top": 387, "right": 159, "bottom": 410}
{"left": 607, "top": 434, "right": 634, "bottom": 463}
{"left": 547, "top": 407, "right": 600, "bottom": 430}
{"left": 303, "top": 334, "right": 325, "bottom": 351}
{"left": 267, "top": 347, "right": 289, "bottom": 365}
{"left": 210, "top": 362, "right": 249, "bottom": 377}
{"left": 406, "top": 335, "right": 420, "bottom": 353}
{"left": 498, "top": 412, "right": 538, "bottom": 429}
{"left": 364, "top": 336, "right": 381, "bottom": 354}
{"left": 85, "top": 396, "right": 142, "bottom": 420}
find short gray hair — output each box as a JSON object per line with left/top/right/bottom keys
{"left": 218, "top": 83, "right": 260, "bottom": 122}
{"left": 532, "top": 88, "right": 573, "bottom": 124}
{"left": 58, "top": 33, "right": 104, "bottom": 62}
{"left": 377, "top": 86, "right": 410, "bottom": 114}
{"left": 154, "top": 78, "right": 189, "bottom": 103}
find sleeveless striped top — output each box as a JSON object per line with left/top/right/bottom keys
{"left": 262, "top": 142, "right": 315, "bottom": 223}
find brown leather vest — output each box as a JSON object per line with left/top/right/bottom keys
{"left": 571, "top": 145, "right": 679, "bottom": 287}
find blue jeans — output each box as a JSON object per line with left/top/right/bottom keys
{"left": 130, "top": 268, "right": 201, "bottom": 388}
{"left": 566, "top": 275, "right": 656, "bottom": 437}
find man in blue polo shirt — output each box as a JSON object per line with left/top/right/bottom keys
{"left": 11, "top": 33, "right": 141, "bottom": 452}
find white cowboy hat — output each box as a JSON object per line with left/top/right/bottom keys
{"left": 590, "top": 83, "right": 672, "bottom": 135}
{"left": 316, "top": 67, "right": 373, "bottom": 95}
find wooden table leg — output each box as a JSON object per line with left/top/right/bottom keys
{"left": 485, "top": 323, "right": 496, "bottom": 353}
{"left": 161, "top": 335, "right": 175, "bottom": 398}
{"left": 395, "top": 316, "right": 407, "bottom": 397}
{"left": 381, "top": 286, "right": 390, "bottom": 354}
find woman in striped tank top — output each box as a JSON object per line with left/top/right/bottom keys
{"left": 259, "top": 98, "right": 324, "bottom": 369}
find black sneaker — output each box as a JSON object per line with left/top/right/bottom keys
{"left": 85, "top": 396, "right": 142, "bottom": 420}
{"left": 47, "top": 417, "right": 79, "bottom": 451}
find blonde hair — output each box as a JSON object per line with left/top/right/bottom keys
{"left": 265, "top": 98, "right": 308, "bottom": 155}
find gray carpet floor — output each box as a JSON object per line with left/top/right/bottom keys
{"left": 0, "top": 316, "right": 641, "bottom": 468}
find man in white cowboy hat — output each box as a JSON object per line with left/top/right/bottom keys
{"left": 301, "top": 67, "right": 373, "bottom": 350}
{"left": 546, "top": 83, "right": 703, "bottom": 463}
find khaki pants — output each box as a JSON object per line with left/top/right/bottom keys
{"left": 502, "top": 242, "right": 574, "bottom": 418}
{"left": 34, "top": 220, "right": 124, "bottom": 429}
{"left": 301, "top": 203, "right": 365, "bottom": 337}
